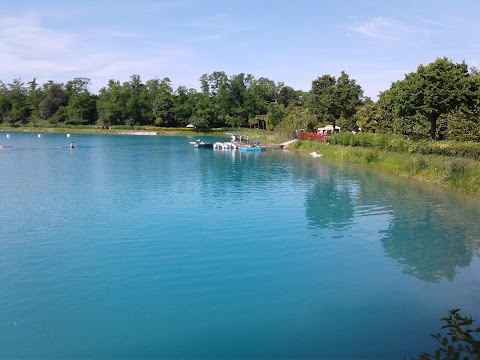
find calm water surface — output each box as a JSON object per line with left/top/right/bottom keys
{"left": 0, "top": 132, "right": 479, "bottom": 359}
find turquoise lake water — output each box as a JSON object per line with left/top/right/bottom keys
{"left": 0, "top": 132, "right": 479, "bottom": 359}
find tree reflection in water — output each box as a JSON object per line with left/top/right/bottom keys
{"left": 303, "top": 162, "right": 480, "bottom": 283}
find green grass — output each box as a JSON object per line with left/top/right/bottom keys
{"left": 293, "top": 140, "right": 480, "bottom": 195}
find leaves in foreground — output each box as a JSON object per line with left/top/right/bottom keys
{"left": 413, "top": 309, "right": 480, "bottom": 360}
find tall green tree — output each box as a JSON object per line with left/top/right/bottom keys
{"left": 354, "top": 98, "right": 379, "bottom": 133}
{"left": 375, "top": 90, "right": 396, "bottom": 134}
{"left": 308, "top": 71, "right": 363, "bottom": 133}
{"left": 199, "top": 73, "right": 209, "bottom": 95}
{"left": 148, "top": 77, "right": 174, "bottom": 126}
{"left": 65, "top": 78, "right": 97, "bottom": 125}
{"left": 25, "top": 78, "right": 45, "bottom": 124}
{"left": 386, "top": 58, "right": 474, "bottom": 140}
{"left": 228, "top": 73, "right": 248, "bottom": 127}
{"left": 4, "top": 79, "right": 29, "bottom": 125}
{"left": 208, "top": 71, "right": 228, "bottom": 96}
{"left": 171, "top": 86, "right": 197, "bottom": 126}
{"left": 96, "top": 80, "right": 125, "bottom": 127}
{"left": 194, "top": 93, "right": 215, "bottom": 128}
{"left": 279, "top": 105, "right": 316, "bottom": 132}
{"left": 38, "top": 81, "right": 67, "bottom": 122}
{"left": 266, "top": 101, "right": 285, "bottom": 130}
{"left": 0, "top": 81, "right": 9, "bottom": 124}
{"left": 277, "top": 85, "right": 300, "bottom": 107}
{"left": 123, "top": 74, "right": 152, "bottom": 127}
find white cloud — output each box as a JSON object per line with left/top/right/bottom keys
{"left": 0, "top": 12, "right": 77, "bottom": 57}
{"left": 348, "top": 16, "right": 428, "bottom": 41}
{"left": 0, "top": 11, "right": 195, "bottom": 92}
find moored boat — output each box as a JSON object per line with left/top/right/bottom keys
{"left": 190, "top": 139, "right": 213, "bottom": 148}
{"left": 213, "top": 142, "right": 235, "bottom": 150}
{"left": 225, "top": 133, "right": 249, "bottom": 147}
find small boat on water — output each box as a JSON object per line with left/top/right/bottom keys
{"left": 190, "top": 139, "right": 213, "bottom": 148}
{"left": 0, "top": 145, "right": 12, "bottom": 149}
{"left": 226, "top": 133, "right": 249, "bottom": 147}
{"left": 213, "top": 142, "right": 235, "bottom": 150}
{"left": 189, "top": 134, "right": 264, "bottom": 152}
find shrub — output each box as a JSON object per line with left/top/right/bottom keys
{"left": 444, "top": 160, "right": 467, "bottom": 182}
{"left": 371, "top": 134, "right": 390, "bottom": 150}
{"left": 363, "top": 151, "right": 379, "bottom": 163}
{"left": 413, "top": 156, "right": 429, "bottom": 173}
{"left": 413, "top": 309, "right": 480, "bottom": 360}
{"left": 329, "top": 133, "right": 480, "bottom": 161}
{"left": 329, "top": 132, "right": 354, "bottom": 146}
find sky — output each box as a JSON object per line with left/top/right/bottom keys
{"left": 0, "top": 0, "right": 479, "bottom": 99}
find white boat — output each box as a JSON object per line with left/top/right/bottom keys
{"left": 213, "top": 142, "right": 235, "bottom": 150}
{"left": 226, "top": 133, "right": 249, "bottom": 145}
{"left": 190, "top": 139, "right": 213, "bottom": 148}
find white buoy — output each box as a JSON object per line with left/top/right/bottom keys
{"left": 6, "top": 134, "right": 10, "bottom": 138}
{"left": 38, "top": 134, "right": 41, "bottom": 137}
{"left": 67, "top": 134, "right": 70, "bottom": 138}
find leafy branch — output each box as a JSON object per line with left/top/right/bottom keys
{"left": 415, "top": 309, "right": 480, "bottom": 360}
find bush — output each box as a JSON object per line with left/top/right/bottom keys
{"left": 408, "top": 140, "right": 430, "bottom": 154}
{"left": 387, "top": 136, "right": 410, "bottom": 152}
{"left": 413, "top": 309, "right": 480, "bottom": 360}
{"left": 329, "top": 133, "right": 480, "bottom": 160}
{"left": 329, "top": 132, "right": 354, "bottom": 146}
{"left": 413, "top": 156, "right": 429, "bottom": 173}
{"left": 444, "top": 160, "right": 467, "bottom": 182}
{"left": 363, "top": 151, "right": 379, "bottom": 163}
{"left": 371, "top": 134, "right": 390, "bottom": 150}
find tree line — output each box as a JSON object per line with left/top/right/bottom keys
{"left": 1, "top": 57, "right": 479, "bottom": 142}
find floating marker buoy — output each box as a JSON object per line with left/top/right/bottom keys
{"left": 38, "top": 134, "right": 41, "bottom": 137}
{"left": 67, "top": 134, "right": 70, "bottom": 138}
{"left": 6, "top": 134, "right": 10, "bottom": 138}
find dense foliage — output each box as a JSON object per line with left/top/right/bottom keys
{"left": 375, "top": 58, "right": 480, "bottom": 141}
{"left": 1, "top": 57, "right": 480, "bottom": 143}
{"left": 308, "top": 71, "right": 364, "bottom": 132}
{"left": 0, "top": 73, "right": 303, "bottom": 131}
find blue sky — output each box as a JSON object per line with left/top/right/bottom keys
{"left": 0, "top": 0, "right": 479, "bottom": 99}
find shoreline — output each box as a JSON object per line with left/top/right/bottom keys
{"left": 293, "top": 140, "right": 480, "bottom": 196}
{"left": 3, "top": 126, "right": 479, "bottom": 196}
{"left": 0, "top": 127, "right": 202, "bottom": 136}
{"left": 0, "top": 126, "right": 287, "bottom": 144}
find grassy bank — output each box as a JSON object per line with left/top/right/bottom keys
{"left": 292, "top": 140, "right": 480, "bottom": 195}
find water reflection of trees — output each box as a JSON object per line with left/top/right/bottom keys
{"left": 379, "top": 186, "right": 479, "bottom": 283}
{"left": 304, "top": 177, "right": 355, "bottom": 230}
{"left": 197, "top": 148, "right": 479, "bottom": 284}
{"left": 303, "top": 162, "right": 480, "bottom": 283}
